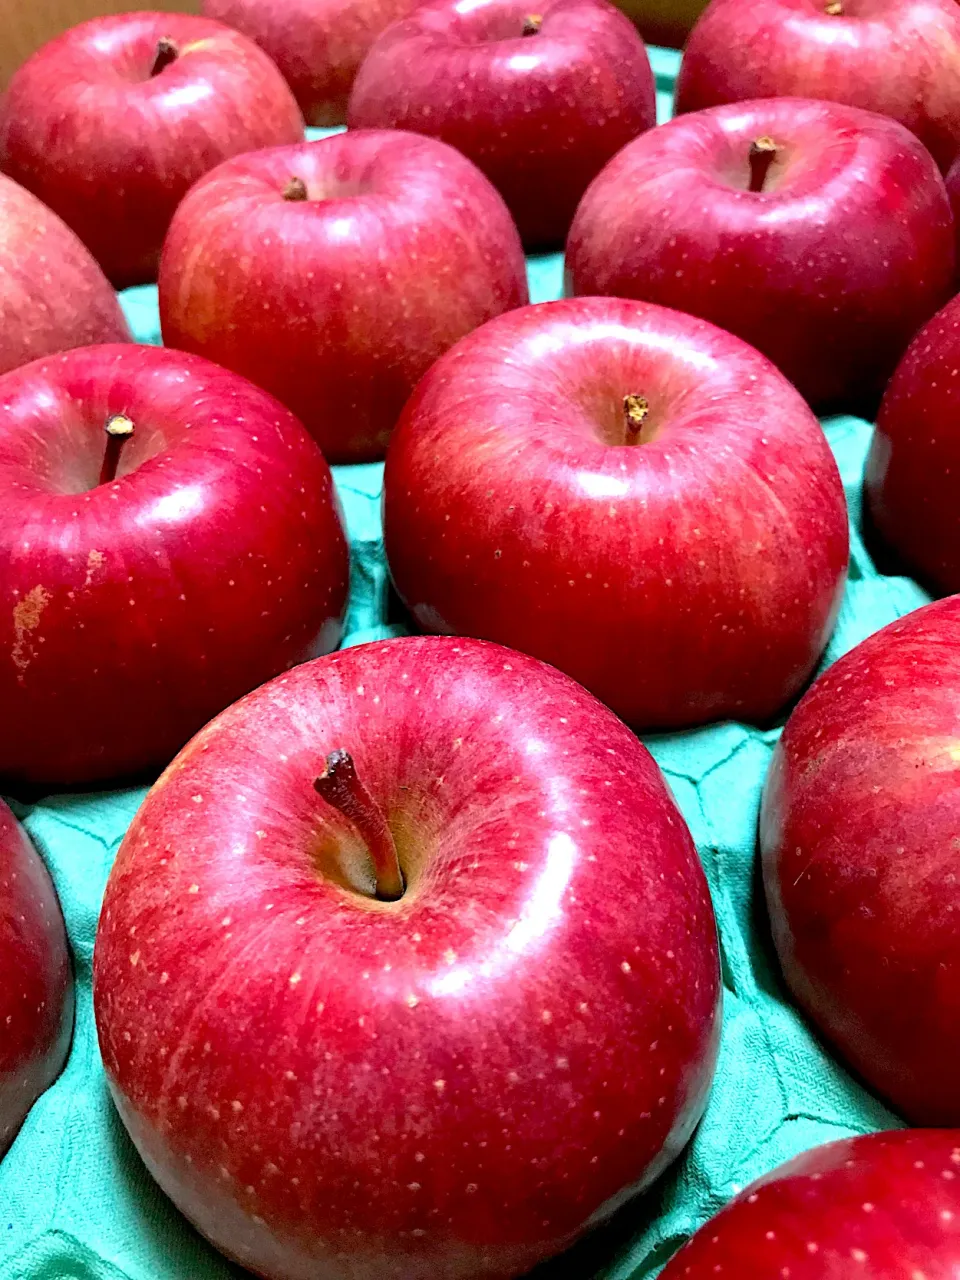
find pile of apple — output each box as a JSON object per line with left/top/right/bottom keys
{"left": 2, "top": 0, "right": 960, "bottom": 1275}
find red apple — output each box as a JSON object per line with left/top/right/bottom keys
{"left": 159, "top": 129, "right": 528, "bottom": 465}
{"left": 659, "top": 1129, "right": 960, "bottom": 1278}
{"left": 0, "top": 11, "right": 305, "bottom": 290}
{"left": 566, "top": 98, "right": 955, "bottom": 413}
{"left": 674, "top": 0, "right": 960, "bottom": 172}
{"left": 761, "top": 597, "right": 960, "bottom": 1124}
{"left": 346, "top": 0, "right": 656, "bottom": 248}
{"left": 865, "top": 295, "right": 960, "bottom": 595}
{"left": 383, "top": 297, "right": 848, "bottom": 731}
{"left": 0, "top": 343, "right": 349, "bottom": 789}
{"left": 94, "top": 635, "right": 721, "bottom": 1280}
{"left": 0, "top": 174, "right": 130, "bottom": 376}
{"left": 0, "top": 799, "right": 73, "bottom": 1157}
{"left": 202, "top": 0, "right": 421, "bottom": 126}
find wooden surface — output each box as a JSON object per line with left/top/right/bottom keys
{"left": 0, "top": 0, "right": 201, "bottom": 86}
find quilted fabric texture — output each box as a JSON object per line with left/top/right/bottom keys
{"left": 0, "top": 46, "right": 931, "bottom": 1280}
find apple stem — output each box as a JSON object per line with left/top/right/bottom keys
{"left": 313, "top": 749, "right": 405, "bottom": 902}
{"left": 623, "top": 393, "right": 653, "bottom": 445}
{"left": 748, "top": 137, "right": 778, "bottom": 193}
{"left": 282, "top": 176, "right": 309, "bottom": 202}
{"left": 151, "top": 37, "right": 179, "bottom": 77}
{"left": 99, "top": 415, "right": 135, "bottom": 486}
{"left": 824, "top": 1, "right": 843, "bottom": 13}
{"left": 522, "top": 14, "right": 543, "bottom": 34}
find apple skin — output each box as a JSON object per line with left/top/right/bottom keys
{"left": 93, "top": 635, "right": 721, "bottom": 1280}
{"left": 159, "top": 130, "right": 528, "bottom": 465}
{"left": 761, "top": 597, "right": 960, "bottom": 1125}
{"left": 346, "top": 0, "right": 656, "bottom": 249}
{"left": 0, "top": 174, "right": 131, "bottom": 377}
{"left": 565, "top": 98, "right": 955, "bottom": 414}
{"left": 674, "top": 0, "right": 960, "bottom": 172}
{"left": 659, "top": 1129, "right": 960, "bottom": 1278}
{"left": 0, "top": 799, "right": 73, "bottom": 1157}
{"left": 0, "top": 11, "right": 305, "bottom": 290}
{"left": 865, "top": 295, "right": 960, "bottom": 595}
{"left": 383, "top": 297, "right": 848, "bottom": 732}
{"left": 202, "top": 0, "right": 422, "bottom": 126}
{"left": 0, "top": 343, "right": 349, "bottom": 790}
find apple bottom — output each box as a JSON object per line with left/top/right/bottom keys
{"left": 111, "top": 1084, "right": 602, "bottom": 1280}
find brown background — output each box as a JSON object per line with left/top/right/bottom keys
{"left": 0, "top": 0, "right": 704, "bottom": 88}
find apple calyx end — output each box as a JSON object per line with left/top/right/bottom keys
{"left": 824, "top": 1, "right": 843, "bottom": 14}
{"left": 748, "top": 137, "right": 779, "bottom": 194}
{"left": 151, "top": 37, "right": 179, "bottom": 77}
{"left": 99, "top": 415, "right": 135, "bottom": 486}
{"left": 282, "top": 176, "right": 309, "bottom": 203}
{"left": 522, "top": 14, "right": 544, "bottom": 35}
{"left": 623, "top": 393, "right": 653, "bottom": 445}
{"left": 313, "top": 749, "right": 406, "bottom": 903}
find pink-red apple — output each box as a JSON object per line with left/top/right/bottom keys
{"left": 761, "top": 597, "right": 960, "bottom": 1124}
{"left": 566, "top": 98, "right": 955, "bottom": 413}
{"left": 0, "top": 799, "right": 73, "bottom": 1156}
{"left": 383, "top": 297, "right": 848, "bottom": 731}
{"left": 94, "top": 635, "right": 721, "bottom": 1280}
{"left": 866, "top": 295, "right": 960, "bottom": 595}
{"left": 0, "top": 12, "right": 304, "bottom": 289}
{"left": 347, "top": 0, "right": 656, "bottom": 248}
{"left": 675, "top": 0, "right": 960, "bottom": 172}
{"left": 659, "top": 1129, "right": 960, "bottom": 1278}
{"left": 0, "top": 174, "right": 130, "bottom": 376}
{"left": 0, "top": 343, "right": 348, "bottom": 789}
{"left": 202, "top": 0, "right": 420, "bottom": 126}
{"left": 159, "top": 129, "right": 528, "bottom": 464}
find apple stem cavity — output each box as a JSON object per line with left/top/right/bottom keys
{"left": 623, "top": 393, "right": 654, "bottom": 445}
{"left": 99, "top": 415, "right": 135, "bottom": 486}
{"left": 748, "top": 137, "right": 779, "bottom": 193}
{"left": 313, "top": 749, "right": 405, "bottom": 902}
{"left": 522, "top": 14, "right": 544, "bottom": 34}
{"left": 282, "top": 176, "right": 309, "bottom": 202}
{"left": 150, "top": 37, "right": 179, "bottom": 77}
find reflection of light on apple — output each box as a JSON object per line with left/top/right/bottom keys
{"left": 159, "top": 82, "right": 214, "bottom": 110}
{"left": 427, "top": 831, "right": 576, "bottom": 999}
{"left": 578, "top": 472, "right": 630, "bottom": 499}
{"left": 144, "top": 484, "right": 206, "bottom": 524}
{"left": 524, "top": 737, "right": 547, "bottom": 755}
{"left": 507, "top": 54, "right": 540, "bottom": 72}
{"left": 325, "top": 217, "right": 355, "bottom": 240}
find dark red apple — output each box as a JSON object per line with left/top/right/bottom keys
{"left": 0, "top": 799, "right": 73, "bottom": 1156}
{"left": 0, "top": 173, "right": 130, "bottom": 376}
{"left": 383, "top": 297, "right": 848, "bottom": 731}
{"left": 0, "top": 343, "right": 348, "bottom": 789}
{"left": 94, "top": 635, "right": 721, "bottom": 1280}
{"left": 566, "top": 98, "right": 955, "bottom": 413}
{"left": 865, "top": 295, "right": 960, "bottom": 595}
{"left": 659, "top": 1129, "right": 960, "bottom": 1278}
{"left": 202, "top": 0, "right": 421, "bottom": 126}
{"left": 761, "top": 596, "right": 960, "bottom": 1124}
{"left": 347, "top": 0, "right": 656, "bottom": 248}
{"left": 159, "top": 129, "right": 528, "bottom": 464}
{"left": 675, "top": 0, "right": 960, "bottom": 172}
{"left": 0, "top": 11, "right": 305, "bottom": 290}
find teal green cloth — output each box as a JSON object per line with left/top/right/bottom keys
{"left": 0, "top": 46, "right": 931, "bottom": 1280}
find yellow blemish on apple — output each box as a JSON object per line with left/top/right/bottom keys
{"left": 11, "top": 585, "right": 52, "bottom": 682}
{"left": 84, "top": 548, "right": 105, "bottom": 587}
